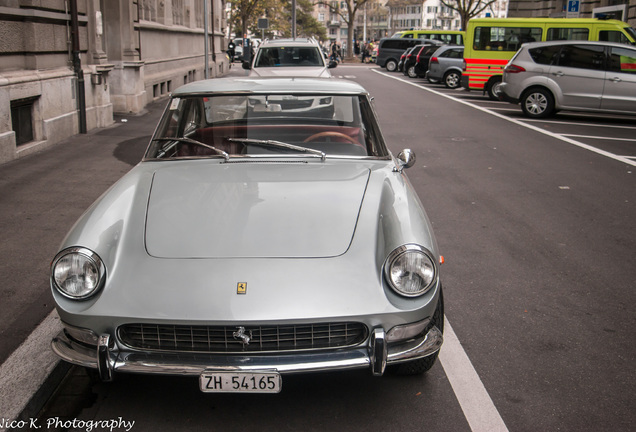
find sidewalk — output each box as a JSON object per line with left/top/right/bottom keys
{"left": 0, "top": 98, "right": 167, "bottom": 427}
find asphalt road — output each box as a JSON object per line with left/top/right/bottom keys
{"left": 2, "top": 64, "right": 635, "bottom": 432}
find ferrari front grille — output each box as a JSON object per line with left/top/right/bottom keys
{"left": 118, "top": 322, "right": 368, "bottom": 353}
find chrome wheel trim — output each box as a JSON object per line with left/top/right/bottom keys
{"left": 445, "top": 72, "right": 460, "bottom": 88}
{"left": 525, "top": 92, "right": 548, "bottom": 115}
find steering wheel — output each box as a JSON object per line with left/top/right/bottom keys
{"left": 303, "top": 131, "right": 358, "bottom": 144}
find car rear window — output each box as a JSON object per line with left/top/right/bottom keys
{"left": 528, "top": 45, "right": 562, "bottom": 65}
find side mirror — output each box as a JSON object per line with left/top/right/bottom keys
{"left": 328, "top": 60, "right": 338, "bottom": 68}
{"left": 395, "top": 149, "right": 416, "bottom": 172}
{"left": 242, "top": 61, "right": 251, "bottom": 70}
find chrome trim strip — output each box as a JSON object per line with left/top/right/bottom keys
{"left": 387, "top": 326, "right": 443, "bottom": 363}
{"left": 51, "top": 326, "right": 443, "bottom": 378}
{"left": 97, "top": 334, "right": 114, "bottom": 382}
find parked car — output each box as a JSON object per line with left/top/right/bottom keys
{"left": 413, "top": 43, "right": 446, "bottom": 78}
{"left": 402, "top": 44, "right": 425, "bottom": 77}
{"left": 50, "top": 77, "right": 445, "bottom": 391}
{"left": 427, "top": 45, "right": 464, "bottom": 89}
{"left": 376, "top": 37, "right": 437, "bottom": 71}
{"left": 404, "top": 42, "right": 444, "bottom": 78}
{"left": 397, "top": 47, "right": 416, "bottom": 72}
{"left": 244, "top": 38, "right": 337, "bottom": 77}
{"left": 500, "top": 40, "right": 636, "bottom": 118}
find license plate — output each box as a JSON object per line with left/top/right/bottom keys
{"left": 199, "top": 371, "right": 282, "bottom": 393}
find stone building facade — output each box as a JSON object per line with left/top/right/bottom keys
{"left": 507, "top": 0, "right": 636, "bottom": 27}
{"left": 0, "top": 0, "right": 229, "bottom": 165}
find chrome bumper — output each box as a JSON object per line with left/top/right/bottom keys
{"left": 51, "top": 326, "right": 443, "bottom": 381}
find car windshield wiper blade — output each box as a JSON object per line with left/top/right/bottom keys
{"left": 152, "top": 137, "right": 229, "bottom": 160}
{"left": 226, "top": 137, "right": 326, "bottom": 161}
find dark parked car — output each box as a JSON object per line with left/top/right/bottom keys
{"left": 397, "top": 47, "right": 416, "bottom": 72}
{"left": 376, "top": 37, "right": 432, "bottom": 71}
{"left": 413, "top": 43, "right": 446, "bottom": 79}
{"left": 402, "top": 45, "right": 425, "bottom": 77}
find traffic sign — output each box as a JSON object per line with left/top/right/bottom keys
{"left": 566, "top": 0, "right": 580, "bottom": 18}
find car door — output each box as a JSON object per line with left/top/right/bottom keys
{"left": 549, "top": 44, "right": 606, "bottom": 109}
{"left": 601, "top": 45, "right": 636, "bottom": 112}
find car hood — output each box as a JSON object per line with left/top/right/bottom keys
{"left": 249, "top": 67, "right": 332, "bottom": 78}
{"left": 145, "top": 162, "right": 369, "bottom": 259}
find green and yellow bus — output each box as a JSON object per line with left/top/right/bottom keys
{"left": 461, "top": 18, "right": 636, "bottom": 99}
{"left": 392, "top": 30, "right": 464, "bottom": 45}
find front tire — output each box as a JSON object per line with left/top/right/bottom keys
{"left": 521, "top": 87, "right": 555, "bottom": 118}
{"left": 386, "top": 59, "right": 398, "bottom": 72}
{"left": 390, "top": 288, "right": 444, "bottom": 375}
{"left": 443, "top": 71, "right": 461, "bottom": 89}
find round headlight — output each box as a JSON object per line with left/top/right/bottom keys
{"left": 51, "top": 248, "right": 105, "bottom": 299}
{"left": 384, "top": 245, "right": 437, "bottom": 297}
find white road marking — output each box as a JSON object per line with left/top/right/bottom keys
{"left": 524, "top": 118, "right": 636, "bottom": 130}
{"left": 440, "top": 317, "right": 509, "bottom": 432}
{"left": 561, "top": 134, "right": 636, "bottom": 142}
{"left": 373, "top": 69, "right": 636, "bottom": 167}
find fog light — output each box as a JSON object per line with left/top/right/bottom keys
{"left": 64, "top": 324, "right": 99, "bottom": 347}
{"left": 386, "top": 319, "right": 430, "bottom": 342}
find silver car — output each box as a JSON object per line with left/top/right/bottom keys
{"left": 500, "top": 40, "right": 636, "bottom": 118}
{"left": 244, "top": 38, "right": 337, "bottom": 77}
{"left": 50, "top": 77, "right": 444, "bottom": 393}
{"left": 426, "top": 45, "right": 464, "bottom": 89}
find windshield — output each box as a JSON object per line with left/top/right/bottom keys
{"left": 254, "top": 46, "right": 325, "bottom": 67}
{"left": 145, "top": 93, "right": 388, "bottom": 160}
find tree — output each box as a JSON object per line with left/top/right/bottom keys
{"left": 317, "top": 0, "right": 373, "bottom": 59}
{"left": 253, "top": 0, "right": 327, "bottom": 41}
{"left": 439, "top": 0, "right": 498, "bottom": 31}
{"left": 229, "top": 0, "right": 263, "bottom": 38}
{"left": 229, "top": 0, "right": 327, "bottom": 42}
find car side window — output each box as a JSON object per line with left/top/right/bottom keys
{"left": 546, "top": 28, "right": 589, "bottom": 41}
{"left": 444, "top": 49, "right": 463, "bottom": 59}
{"left": 608, "top": 47, "right": 636, "bottom": 74}
{"left": 529, "top": 45, "right": 562, "bottom": 65}
{"left": 599, "top": 31, "right": 631, "bottom": 45}
{"left": 556, "top": 44, "right": 605, "bottom": 70}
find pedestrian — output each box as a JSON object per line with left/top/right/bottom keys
{"left": 354, "top": 40, "right": 360, "bottom": 56}
{"left": 227, "top": 40, "right": 236, "bottom": 63}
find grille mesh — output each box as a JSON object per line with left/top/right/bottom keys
{"left": 118, "top": 322, "right": 368, "bottom": 353}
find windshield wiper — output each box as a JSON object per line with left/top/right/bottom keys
{"left": 152, "top": 137, "right": 229, "bottom": 161}
{"left": 226, "top": 138, "right": 326, "bottom": 161}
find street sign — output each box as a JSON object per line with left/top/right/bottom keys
{"left": 258, "top": 18, "right": 269, "bottom": 29}
{"left": 566, "top": 0, "right": 580, "bottom": 18}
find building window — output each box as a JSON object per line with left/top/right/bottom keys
{"left": 11, "top": 97, "right": 37, "bottom": 146}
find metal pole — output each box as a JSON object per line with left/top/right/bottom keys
{"left": 70, "top": 0, "right": 86, "bottom": 134}
{"left": 292, "top": 0, "right": 296, "bottom": 39}
{"left": 204, "top": 0, "right": 210, "bottom": 79}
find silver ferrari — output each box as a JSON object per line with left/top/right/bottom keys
{"left": 50, "top": 77, "right": 444, "bottom": 393}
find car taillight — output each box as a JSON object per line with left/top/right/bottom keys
{"left": 430, "top": 57, "right": 439, "bottom": 64}
{"left": 504, "top": 64, "right": 525, "bottom": 73}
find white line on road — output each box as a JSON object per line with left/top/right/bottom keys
{"left": 440, "top": 317, "right": 509, "bottom": 432}
{"left": 561, "top": 134, "right": 636, "bottom": 142}
{"left": 524, "top": 118, "right": 636, "bottom": 130}
{"left": 372, "top": 69, "right": 636, "bottom": 168}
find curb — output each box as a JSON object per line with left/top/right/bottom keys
{"left": 0, "top": 311, "right": 65, "bottom": 431}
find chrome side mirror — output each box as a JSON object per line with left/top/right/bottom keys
{"left": 395, "top": 149, "right": 416, "bottom": 172}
